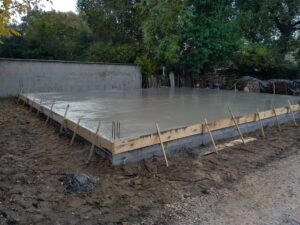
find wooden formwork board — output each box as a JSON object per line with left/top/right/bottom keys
{"left": 20, "top": 94, "right": 300, "bottom": 156}
{"left": 113, "top": 105, "right": 300, "bottom": 154}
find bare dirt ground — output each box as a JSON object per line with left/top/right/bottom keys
{"left": 0, "top": 98, "right": 299, "bottom": 225}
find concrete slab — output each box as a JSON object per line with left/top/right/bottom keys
{"left": 24, "top": 88, "right": 300, "bottom": 140}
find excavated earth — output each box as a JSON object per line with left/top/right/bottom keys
{"left": 0, "top": 98, "right": 300, "bottom": 225}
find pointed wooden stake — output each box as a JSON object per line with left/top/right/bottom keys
{"left": 273, "top": 107, "right": 281, "bottom": 131}
{"left": 86, "top": 120, "right": 102, "bottom": 164}
{"left": 288, "top": 100, "right": 297, "bottom": 126}
{"left": 36, "top": 97, "right": 43, "bottom": 116}
{"left": 60, "top": 104, "right": 70, "bottom": 133}
{"left": 228, "top": 106, "right": 245, "bottom": 144}
{"left": 17, "top": 88, "right": 23, "bottom": 104}
{"left": 29, "top": 97, "right": 35, "bottom": 112}
{"left": 70, "top": 117, "right": 82, "bottom": 146}
{"left": 155, "top": 123, "right": 169, "bottom": 167}
{"left": 45, "top": 100, "right": 56, "bottom": 125}
{"left": 22, "top": 97, "right": 26, "bottom": 106}
{"left": 204, "top": 118, "right": 218, "bottom": 154}
{"left": 256, "top": 109, "right": 265, "bottom": 137}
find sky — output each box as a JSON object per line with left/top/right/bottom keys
{"left": 12, "top": 0, "right": 77, "bottom": 23}
{"left": 42, "top": 0, "right": 78, "bottom": 13}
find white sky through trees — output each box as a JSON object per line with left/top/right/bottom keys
{"left": 12, "top": 0, "right": 78, "bottom": 23}
{"left": 42, "top": 0, "right": 77, "bottom": 13}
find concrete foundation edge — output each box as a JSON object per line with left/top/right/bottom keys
{"left": 96, "top": 112, "right": 300, "bottom": 165}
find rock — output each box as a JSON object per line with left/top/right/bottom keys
{"left": 62, "top": 172, "right": 99, "bottom": 194}
{"left": 237, "top": 76, "right": 260, "bottom": 92}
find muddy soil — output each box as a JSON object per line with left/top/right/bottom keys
{"left": 0, "top": 98, "right": 299, "bottom": 225}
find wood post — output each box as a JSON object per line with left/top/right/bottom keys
{"left": 155, "top": 123, "right": 169, "bottom": 167}
{"left": 45, "top": 100, "right": 55, "bottom": 125}
{"left": 228, "top": 106, "right": 245, "bottom": 144}
{"left": 17, "top": 88, "right": 23, "bottom": 104}
{"left": 36, "top": 97, "right": 43, "bottom": 116}
{"left": 29, "top": 97, "right": 35, "bottom": 112}
{"left": 70, "top": 117, "right": 82, "bottom": 146}
{"left": 256, "top": 109, "right": 265, "bottom": 137}
{"left": 234, "top": 83, "right": 237, "bottom": 92}
{"left": 204, "top": 119, "right": 218, "bottom": 154}
{"left": 288, "top": 100, "right": 297, "bottom": 126}
{"left": 273, "top": 107, "right": 281, "bottom": 130}
{"left": 60, "top": 104, "right": 70, "bottom": 133}
{"left": 22, "top": 97, "right": 26, "bottom": 106}
{"left": 273, "top": 82, "right": 276, "bottom": 95}
{"left": 86, "top": 120, "right": 102, "bottom": 164}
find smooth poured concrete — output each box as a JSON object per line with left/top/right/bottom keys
{"left": 0, "top": 58, "right": 141, "bottom": 97}
{"left": 24, "top": 88, "right": 300, "bottom": 140}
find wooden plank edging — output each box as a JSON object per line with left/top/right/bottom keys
{"left": 113, "top": 104, "right": 300, "bottom": 154}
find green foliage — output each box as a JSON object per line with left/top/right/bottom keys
{"left": 137, "top": 0, "right": 240, "bottom": 76}
{"left": 0, "top": 0, "right": 49, "bottom": 42}
{"left": 136, "top": 0, "right": 183, "bottom": 70}
{"left": 1, "top": 0, "right": 299, "bottom": 80}
{"left": 234, "top": 42, "right": 299, "bottom": 78}
{"left": 179, "top": 0, "right": 241, "bottom": 74}
{"left": 135, "top": 55, "right": 157, "bottom": 77}
{"left": 23, "top": 11, "right": 93, "bottom": 60}
{"left": 86, "top": 42, "right": 136, "bottom": 63}
{"left": 236, "top": 0, "right": 300, "bottom": 53}
{"left": 77, "top": 0, "right": 142, "bottom": 44}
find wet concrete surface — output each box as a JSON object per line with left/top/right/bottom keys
{"left": 24, "top": 88, "right": 300, "bottom": 139}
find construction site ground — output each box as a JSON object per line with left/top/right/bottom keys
{"left": 0, "top": 98, "right": 299, "bottom": 225}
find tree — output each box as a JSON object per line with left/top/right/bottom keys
{"left": 77, "top": 0, "right": 142, "bottom": 63}
{"left": 137, "top": 0, "right": 240, "bottom": 76}
{"left": 179, "top": 0, "right": 240, "bottom": 74}
{"left": 77, "top": 0, "right": 142, "bottom": 45}
{"left": 136, "top": 0, "right": 184, "bottom": 72}
{"left": 0, "top": 0, "right": 49, "bottom": 42}
{"left": 236, "top": 0, "right": 300, "bottom": 53}
{"left": 0, "top": 10, "right": 94, "bottom": 60}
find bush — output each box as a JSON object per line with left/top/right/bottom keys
{"left": 135, "top": 55, "right": 157, "bottom": 77}
{"left": 86, "top": 42, "right": 136, "bottom": 63}
{"left": 234, "top": 42, "right": 300, "bottom": 79}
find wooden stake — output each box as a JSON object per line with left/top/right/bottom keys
{"left": 45, "top": 100, "right": 55, "bottom": 125}
{"left": 273, "top": 82, "right": 276, "bottom": 95}
{"left": 17, "top": 88, "right": 23, "bottom": 104}
{"left": 288, "top": 100, "right": 297, "bottom": 126}
{"left": 70, "top": 117, "right": 82, "bottom": 146}
{"left": 256, "top": 109, "right": 265, "bottom": 137}
{"left": 234, "top": 83, "right": 237, "bottom": 92}
{"left": 204, "top": 119, "right": 218, "bottom": 154}
{"left": 228, "top": 106, "right": 245, "bottom": 144}
{"left": 36, "top": 97, "right": 43, "bottom": 116}
{"left": 60, "top": 104, "right": 70, "bottom": 133}
{"left": 22, "top": 97, "right": 26, "bottom": 106}
{"left": 86, "top": 120, "right": 102, "bottom": 164}
{"left": 273, "top": 107, "right": 281, "bottom": 130}
{"left": 29, "top": 97, "right": 35, "bottom": 112}
{"left": 155, "top": 123, "right": 169, "bottom": 167}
